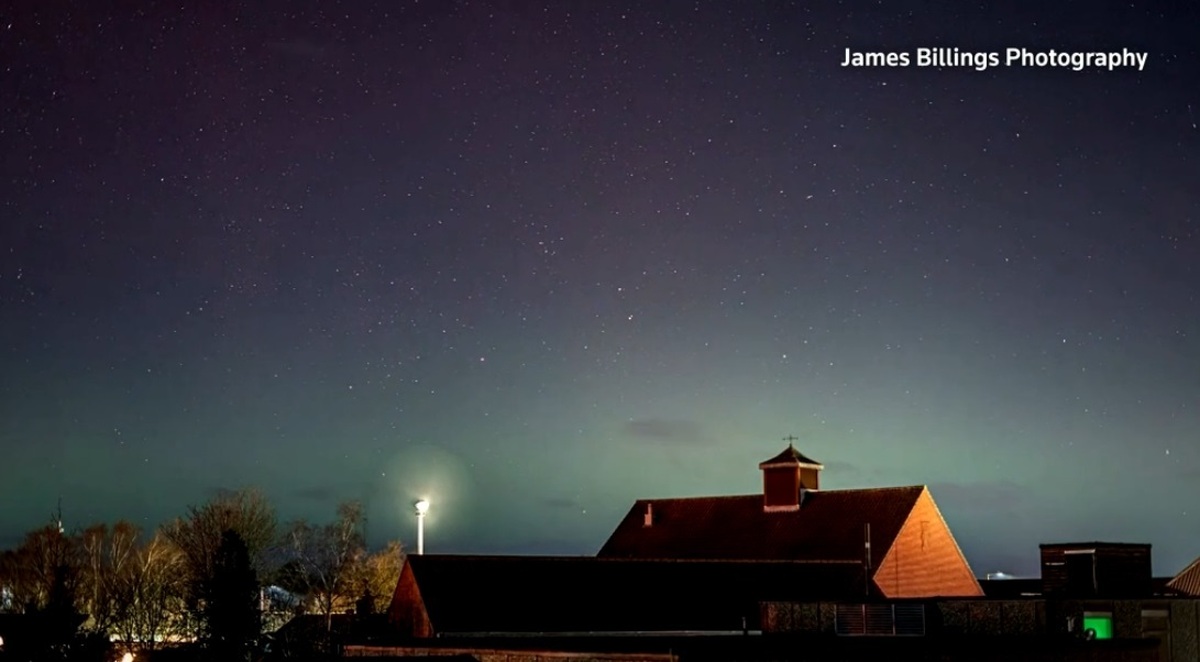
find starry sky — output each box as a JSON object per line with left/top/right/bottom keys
{"left": 2, "top": 2, "right": 1198, "bottom": 578}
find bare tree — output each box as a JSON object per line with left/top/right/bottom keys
{"left": 78, "top": 521, "right": 139, "bottom": 633}
{"left": 163, "top": 488, "right": 277, "bottom": 579}
{"left": 5, "top": 520, "right": 188, "bottom": 652}
{"left": 354, "top": 540, "right": 405, "bottom": 615}
{"left": 111, "top": 531, "right": 188, "bottom": 652}
{"left": 0, "top": 518, "right": 113, "bottom": 659}
{"left": 162, "top": 488, "right": 277, "bottom": 637}
{"left": 0, "top": 547, "right": 39, "bottom": 613}
{"left": 7, "top": 521, "right": 83, "bottom": 612}
{"left": 282, "top": 501, "right": 366, "bottom": 632}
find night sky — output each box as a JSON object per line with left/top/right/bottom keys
{"left": 2, "top": 2, "right": 1198, "bottom": 578}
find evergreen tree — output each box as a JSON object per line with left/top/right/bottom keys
{"left": 201, "top": 530, "right": 260, "bottom": 661}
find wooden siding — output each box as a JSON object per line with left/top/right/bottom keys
{"left": 873, "top": 488, "right": 983, "bottom": 598}
{"left": 387, "top": 561, "right": 433, "bottom": 637}
{"left": 762, "top": 467, "right": 799, "bottom": 509}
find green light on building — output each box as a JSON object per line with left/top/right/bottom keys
{"left": 1083, "top": 613, "right": 1113, "bottom": 640}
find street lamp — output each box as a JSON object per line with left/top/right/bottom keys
{"left": 415, "top": 499, "right": 430, "bottom": 555}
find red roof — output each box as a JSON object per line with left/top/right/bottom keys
{"left": 1167, "top": 556, "right": 1200, "bottom": 596}
{"left": 597, "top": 486, "right": 925, "bottom": 562}
{"left": 758, "top": 444, "right": 823, "bottom": 469}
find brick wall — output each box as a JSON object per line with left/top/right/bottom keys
{"left": 1169, "top": 600, "right": 1199, "bottom": 662}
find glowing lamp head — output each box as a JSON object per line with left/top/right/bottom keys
{"left": 415, "top": 499, "right": 430, "bottom": 515}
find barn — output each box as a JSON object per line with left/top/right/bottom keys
{"left": 599, "top": 444, "right": 983, "bottom": 598}
{"left": 386, "top": 443, "right": 983, "bottom": 638}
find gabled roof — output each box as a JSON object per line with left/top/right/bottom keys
{"left": 399, "top": 555, "right": 872, "bottom": 634}
{"left": 597, "top": 486, "right": 925, "bottom": 563}
{"left": 1167, "top": 555, "right": 1200, "bottom": 596}
{"left": 759, "top": 444, "right": 823, "bottom": 469}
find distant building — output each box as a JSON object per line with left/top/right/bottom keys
{"left": 766, "top": 539, "right": 1200, "bottom": 661}
{"left": 1039, "top": 542, "right": 1154, "bottom": 599}
{"left": 599, "top": 443, "right": 984, "bottom": 598}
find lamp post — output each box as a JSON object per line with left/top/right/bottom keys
{"left": 415, "top": 499, "right": 430, "bottom": 555}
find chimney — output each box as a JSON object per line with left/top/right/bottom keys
{"left": 642, "top": 502, "right": 653, "bottom": 527}
{"left": 759, "top": 442, "right": 824, "bottom": 513}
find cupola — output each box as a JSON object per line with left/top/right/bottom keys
{"left": 758, "top": 441, "right": 823, "bottom": 512}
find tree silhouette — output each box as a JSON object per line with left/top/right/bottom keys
{"left": 163, "top": 487, "right": 276, "bottom": 639}
{"left": 201, "top": 530, "right": 260, "bottom": 661}
{"left": 15, "top": 557, "right": 110, "bottom": 661}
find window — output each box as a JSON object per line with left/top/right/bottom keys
{"left": 1142, "top": 609, "right": 1171, "bottom": 657}
{"left": 1141, "top": 609, "right": 1169, "bottom": 637}
{"left": 1082, "top": 611, "right": 1113, "bottom": 640}
{"left": 835, "top": 603, "right": 925, "bottom": 636}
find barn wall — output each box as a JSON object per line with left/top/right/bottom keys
{"left": 386, "top": 561, "right": 433, "bottom": 637}
{"left": 874, "top": 489, "right": 983, "bottom": 598}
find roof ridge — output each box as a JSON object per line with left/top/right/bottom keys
{"left": 819, "top": 485, "right": 925, "bottom": 493}
{"left": 637, "top": 494, "right": 758, "bottom": 503}
{"left": 636, "top": 485, "right": 925, "bottom": 502}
